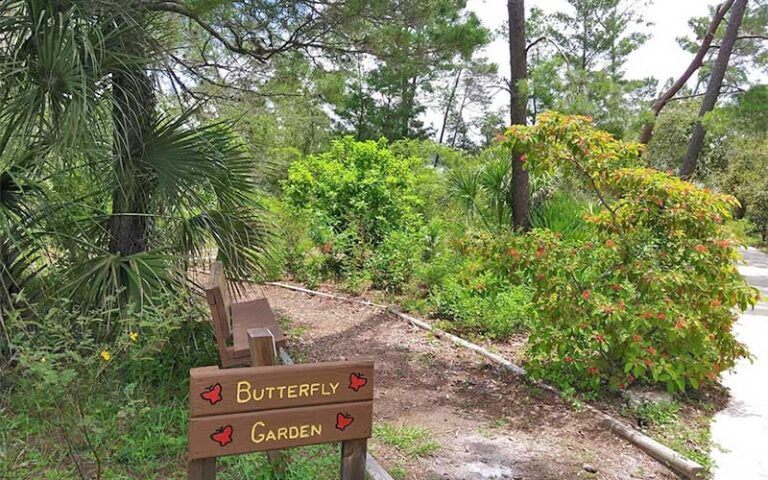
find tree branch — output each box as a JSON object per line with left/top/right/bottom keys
{"left": 526, "top": 36, "right": 547, "bottom": 53}
{"left": 140, "top": 1, "right": 270, "bottom": 61}
{"left": 638, "top": 0, "right": 736, "bottom": 145}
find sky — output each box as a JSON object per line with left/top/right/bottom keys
{"left": 423, "top": 0, "right": 718, "bottom": 134}
{"left": 467, "top": 0, "right": 715, "bottom": 84}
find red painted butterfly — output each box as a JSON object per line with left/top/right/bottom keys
{"left": 348, "top": 373, "right": 367, "bottom": 392}
{"left": 336, "top": 412, "right": 354, "bottom": 431}
{"left": 201, "top": 383, "right": 223, "bottom": 405}
{"left": 210, "top": 425, "right": 233, "bottom": 447}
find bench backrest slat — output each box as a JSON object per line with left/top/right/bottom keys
{"left": 204, "top": 261, "right": 232, "bottom": 366}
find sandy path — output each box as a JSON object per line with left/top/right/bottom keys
{"left": 245, "top": 284, "right": 674, "bottom": 480}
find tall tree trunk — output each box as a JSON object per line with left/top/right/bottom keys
{"left": 109, "top": 13, "right": 156, "bottom": 255}
{"left": 450, "top": 87, "right": 470, "bottom": 149}
{"left": 639, "top": 0, "right": 735, "bottom": 145}
{"left": 435, "top": 69, "right": 463, "bottom": 166}
{"left": 438, "top": 69, "right": 463, "bottom": 145}
{"left": 679, "top": 0, "right": 747, "bottom": 179}
{"left": 508, "top": 0, "right": 530, "bottom": 230}
{"left": 399, "top": 76, "right": 418, "bottom": 139}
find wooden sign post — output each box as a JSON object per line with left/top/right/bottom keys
{"left": 188, "top": 329, "right": 374, "bottom": 480}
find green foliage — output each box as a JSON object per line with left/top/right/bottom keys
{"left": 284, "top": 137, "right": 423, "bottom": 245}
{"left": 626, "top": 400, "right": 681, "bottom": 428}
{"left": 430, "top": 276, "right": 533, "bottom": 340}
{"left": 523, "top": 0, "right": 657, "bottom": 136}
{"left": 334, "top": 0, "right": 490, "bottom": 140}
{"left": 503, "top": 113, "right": 758, "bottom": 393}
{"left": 645, "top": 99, "right": 734, "bottom": 179}
{"left": 528, "top": 192, "right": 596, "bottom": 242}
{"left": 368, "top": 229, "right": 425, "bottom": 292}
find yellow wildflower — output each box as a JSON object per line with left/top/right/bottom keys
{"left": 129, "top": 331, "right": 139, "bottom": 342}
{"left": 100, "top": 350, "right": 111, "bottom": 361}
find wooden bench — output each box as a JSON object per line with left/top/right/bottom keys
{"left": 204, "top": 262, "right": 286, "bottom": 368}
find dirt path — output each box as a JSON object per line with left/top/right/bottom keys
{"left": 711, "top": 248, "right": 768, "bottom": 479}
{"left": 246, "top": 284, "right": 675, "bottom": 480}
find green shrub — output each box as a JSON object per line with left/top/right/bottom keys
{"left": 430, "top": 273, "right": 533, "bottom": 340}
{"left": 368, "top": 229, "right": 425, "bottom": 292}
{"left": 283, "top": 137, "right": 423, "bottom": 245}
{"left": 503, "top": 113, "right": 759, "bottom": 394}
{"left": 748, "top": 189, "right": 768, "bottom": 243}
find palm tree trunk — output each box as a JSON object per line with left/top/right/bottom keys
{"left": 508, "top": 0, "right": 530, "bottom": 231}
{"left": 679, "top": 0, "right": 747, "bottom": 179}
{"left": 108, "top": 12, "right": 156, "bottom": 256}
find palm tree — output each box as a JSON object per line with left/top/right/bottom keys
{"left": 0, "top": 1, "right": 273, "bottom": 314}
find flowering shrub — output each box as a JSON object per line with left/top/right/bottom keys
{"left": 502, "top": 113, "right": 759, "bottom": 393}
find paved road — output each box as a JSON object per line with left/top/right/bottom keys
{"left": 712, "top": 247, "right": 768, "bottom": 479}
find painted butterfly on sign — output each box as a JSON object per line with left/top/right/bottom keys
{"left": 348, "top": 373, "right": 367, "bottom": 392}
{"left": 210, "top": 425, "right": 233, "bottom": 446}
{"left": 336, "top": 412, "right": 354, "bottom": 431}
{"left": 201, "top": 383, "right": 223, "bottom": 405}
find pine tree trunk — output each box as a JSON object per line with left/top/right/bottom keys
{"left": 109, "top": 14, "right": 156, "bottom": 255}
{"left": 679, "top": 0, "right": 747, "bottom": 179}
{"left": 508, "top": 0, "right": 530, "bottom": 231}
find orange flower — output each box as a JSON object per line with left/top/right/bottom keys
{"left": 674, "top": 319, "right": 686, "bottom": 330}
{"left": 656, "top": 312, "right": 666, "bottom": 321}
{"left": 645, "top": 359, "right": 654, "bottom": 367}
{"left": 610, "top": 284, "right": 622, "bottom": 292}
{"left": 694, "top": 244, "right": 708, "bottom": 253}
{"left": 565, "top": 355, "right": 574, "bottom": 363}
{"left": 710, "top": 299, "right": 722, "bottom": 308}
{"left": 715, "top": 239, "right": 730, "bottom": 249}
{"left": 508, "top": 249, "right": 521, "bottom": 258}
{"left": 632, "top": 334, "right": 642, "bottom": 342}
{"left": 581, "top": 290, "right": 591, "bottom": 301}
{"left": 593, "top": 334, "right": 606, "bottom": 343}
{"left": 587, "top": 366, "right": 599, "bottom": 375}
{"left": 647, "top": 346, "right": 657, "bottom": 355}
{"left": 605, "top": 239, "right": 616, "bottom": 248}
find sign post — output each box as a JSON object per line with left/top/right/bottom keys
{"left": 247, "top": 328, "right": 285, "bottom": 474}
{"left": 187, "top": 331, "right": 374, "bottom": 480}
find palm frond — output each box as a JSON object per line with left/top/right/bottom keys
{"left": 61, "top": 250, "right": 180, "bottom": 308}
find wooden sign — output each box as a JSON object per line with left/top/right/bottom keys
{"left": 189, "top": 401, "right": 373, "bottom": 459}
{"left": 189, "top": 360, "right": 374, "bottom": 417}
{"left": 188, "top": 328, "right": 375, "bottom": 480}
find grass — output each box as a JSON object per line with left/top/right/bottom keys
{"left": 621, "top": 398, "right": 715, "bottom": 472}
{"left": 622, "top": 400, "right": 681, "bottom": 429}
{"left": 372, "top": 423, "right": 439, "bottom": 459}
{"left": 1, "top": 387, "right": 341, "bottom": 480}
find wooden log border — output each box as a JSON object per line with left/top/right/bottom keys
{"left": 267, "top": 281, "right": 705, "bottom": 480}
